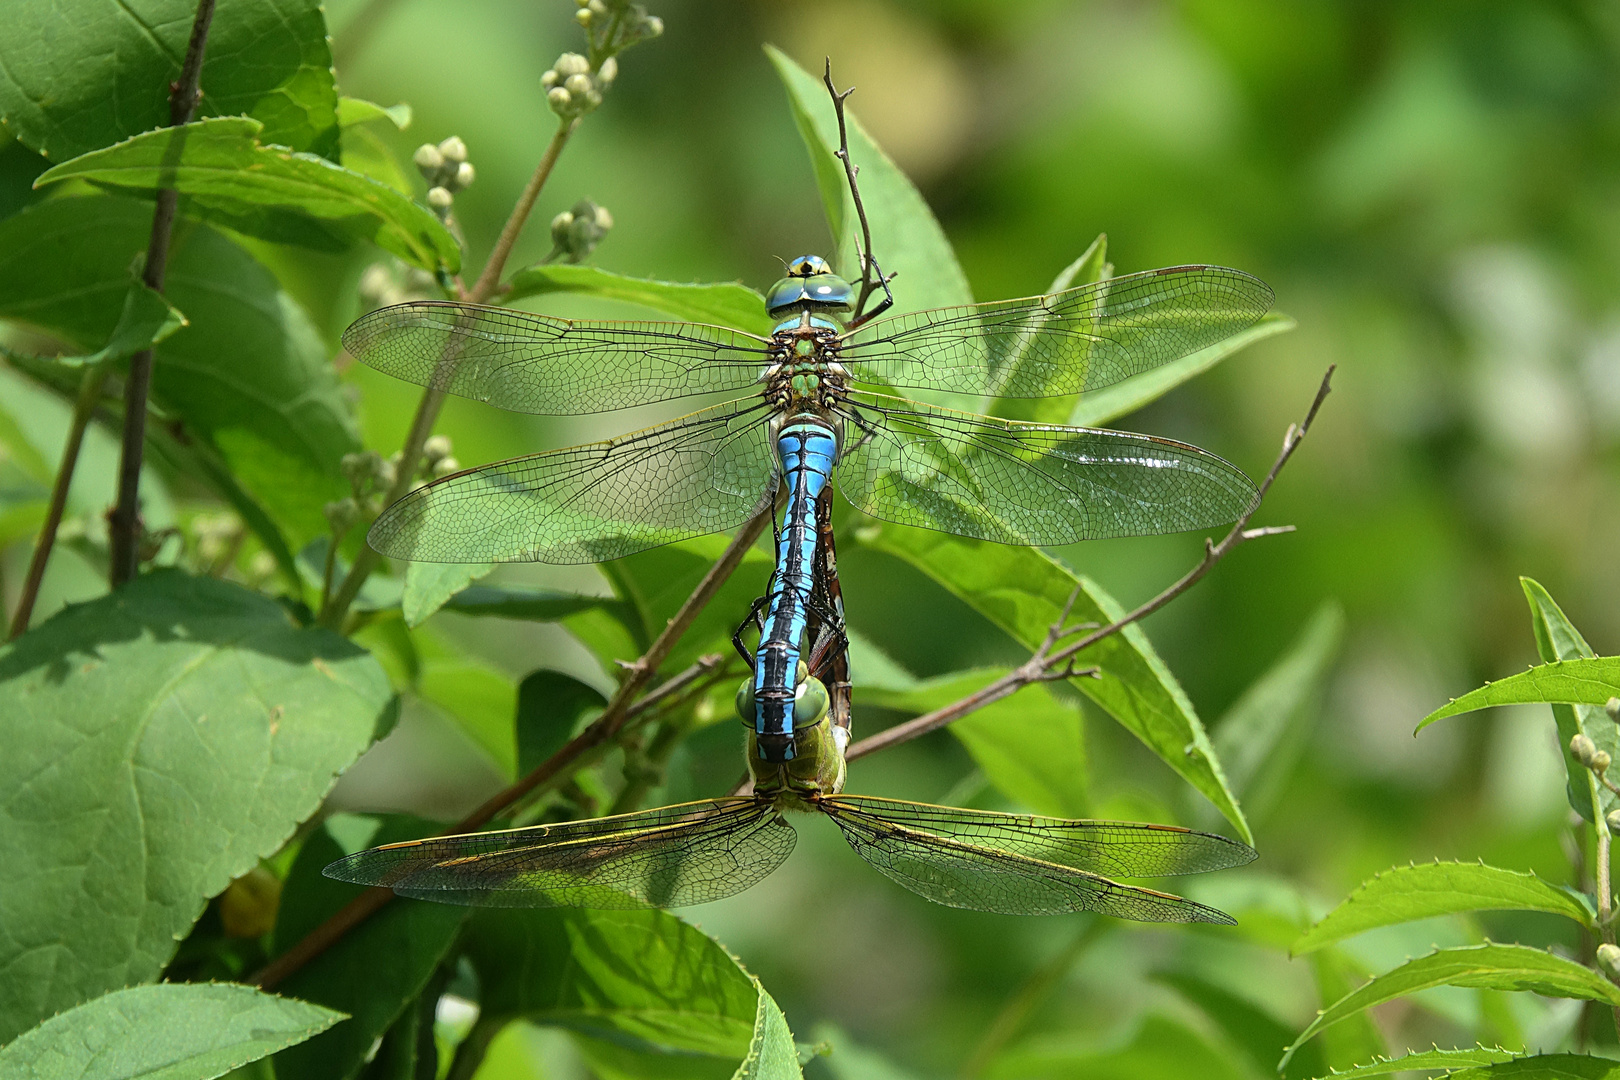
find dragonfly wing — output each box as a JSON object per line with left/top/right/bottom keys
{"left": 834, "top": 392, "right": 1257, "bottom": 545}
{"left": 819, "top": 797, "right": 1245, "bottom": 923}
{"left": 323, "top": 798, "right": 794, "bottom": 909}
{"left": 343, "top": 301, "right": 771, "bottom": 415}
{"left": 842, "top": 265, "right": 1272, "bottom": 399}
{"left": 369, "top": 400, "right": 777, "bottom": 563}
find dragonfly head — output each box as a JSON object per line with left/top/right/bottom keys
{"left": 737, "top": 674, "right": 845, "bottom": 798}
{"left": 766, "top": 255, "right": 852, "bottom": 318}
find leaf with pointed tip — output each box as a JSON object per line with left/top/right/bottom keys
{"left": 1292, "top": 862, "right": 1593, "bottom": 956}
{"left": 856, "top": 526, "right": 1250, "bottom": 843}
{"left": 0, "top": 570, "right": 392, "bottom": 1043}
{"left": 402, "top": 561, "right": 492, "bottom": 627}
{"left": 1419, "top": 658, "right": 1620, "bottom": 730}
{"left": 1523, "top": 577, "right": 1616, "bottom": 823}
{"left": 36, "top": 118, "right": 460, "bottom": 272}
{"left": 1306, "top": 1046, "right": 1519, "bottom": 1079}
{"left": 767, "top": 47, "right": 971, "bottom": 316}
{"left": 504, "top": 264, "right": 773, "bottom": 336}
{"left": 1448, "top": 1055, "right": 1620, "bottom": 1079}
{"left": 0, "top": 983, "right": 344, "bottom": 1080}
{"left": 1280, "top": 944, "right": 1620, "bottom": 1070}
{"left": 990, "top": 236, "right": 1111, "bottom": 424}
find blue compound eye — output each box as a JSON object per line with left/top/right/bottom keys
{"left": 793, "top": 677, "right": 829, "bottom": 727}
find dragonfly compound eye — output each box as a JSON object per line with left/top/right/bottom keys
{"left": 734, "top": 679, "right": 756, "bottom": 723}
{"left": 793, "top": 676, "right": 830, "bottom": 728}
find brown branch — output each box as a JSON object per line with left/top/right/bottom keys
{"left": 108, "top": 0, "right": 217, "bottom": 586}
{"left": 822, "top": 61, "right": 882, "bottom": 319}
{"left": 253, "top": 506, "right": 773, "bottom": 990}
{"left": 847, "top": 365, "right": 1335, "bottom": 763}
{"left": 9, "top": 366, "right": 111, "bottom": 638}
{"left": 318, "top": 120, "right": 576, "bottom": 630}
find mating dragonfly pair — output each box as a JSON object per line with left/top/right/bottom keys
{"left": 327, "top": 80, "right": 1265, "bottom": 923}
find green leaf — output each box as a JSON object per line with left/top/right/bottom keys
{"left": 1213, "top": 602, "right": 1344, "bottom": 805}
{"left": 1447, "top": 1055, "right": 1620, "bottom": 1079}
{"left": 1305, "top": 948, "right": 1385, "bottom": 1074}
{"left": 1418, "top": 658, "right": 1620, "bottom": 730}
{"left": 862, "top": 670, "right": 1088, "bottom": 818}
{"left": 11, "top": 282, "right": 188, "bottom": 368}
{"left": 1292, "top": 862, "right": 1594, "bottom": 956}
{"left": 857, "top": 526, "right": 1250, "bottom": 844}
{"left": 516, "top": 670, "right": 606, "bottom": 775}
{"left": 766, "top": 47, "right": 972, "bottom": 315}
{"left": 0, "top": 983, "right": 344, "bottom": 1080}
{"left": 989, "top": 236, "right": 1111, "bottom": 424}
{"left": 0, "top": 570, "right": 393, "bottom": 1043}
{"left": 0, "top": 0, "right": 339, "bottom": 162}
{"left": 1523, "top": 577, "right": 1614, "bottom": 822}
{"left": 1156, "top": 970, "right": 1324, "bottom": 1080}
{"left": 504, "top": 264, "right": 774, "bottom": 337}
{"left": 402, "top": 560, "right": 492, "bottom": 627}
{"left": 1070, "top": 313, "right": 1298, "bottom": 428}
{"left": 36, "top": 118, "right": 461, "bottom": 272}
{"left": 0, "top": 195, "right": 363, "bottom": 545}
{"left": 337, "top": 97, "right": 413, "bottom": 131}
{"left": 1308, "top": 1046, "right": 1519, "bottom": 1079}
{"left": 1280, "top": 943, "right": 1620, "bottom": 1070}
{"left": 414, "top": 630, "right": 519, "bottom": 777}
{"left": 464, "top": 907, "right": 801, "bottom": 1079}
{"left": 444, "top": 584, "right": 633, "bottom": 624}
{"left": 271, "top": 817, "right": 467, "bottom": 1080}
{"left": 989, "top": 1013, "right": 1252, "bottom": 1080}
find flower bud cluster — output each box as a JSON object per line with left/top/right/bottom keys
{"left": 1572, "top": 732, "right": 1612, "bottom": 775}
{"left": 573, "top": 0, "right": 663, "bottom": 55}
{"left": 413, "top": 136, "right": 475, "bottom": 218}
{"left": 541, "top": 52, "right": 616, "bottom": 119}
{"left": 550, "top": 199, "right": 614, "bottom": 262}
{"left": 423, "top": 434, "right": 460, "bottom": 479}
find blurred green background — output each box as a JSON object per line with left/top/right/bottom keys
{"left": 9, "top": 0, "right": 1620, "bottom": 1075}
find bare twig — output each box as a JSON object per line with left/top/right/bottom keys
{"left": 108, "top": 0, "right": 218, "bottom": 586}
{"left": 822, "top": 61, "right": 884, "bottom": 321}
{"left": 9, "top": 367, "right": 110, "bottom": 638}
{"left": 847, "top": 366, "right": 1335, "bottom": 762}
{"left": 318, "top": 120, "right": 577, "bottom": 630}
{"left": 252, "top": 505, "right": 772, "bottom": 990}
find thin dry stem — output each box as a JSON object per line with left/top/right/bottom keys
{"left": 847, "top": 366, "right": 1335, "bottom": 762}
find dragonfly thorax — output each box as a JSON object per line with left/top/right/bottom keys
{"left": 765, "top": 311, "right": 849, "bottom": 416}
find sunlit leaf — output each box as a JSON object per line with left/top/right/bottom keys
{"left": 36, "top": 118, "right": 461, "bottom": 272}
{"left": 990, "top": 235, "right": 1111, "bottom": 424}
{"left": 0, "top": 571, "right": 393, "bottom": 1042}
{"left": 0, "top": 0, "right": 339, "bottom": 161}
{"left": 0, "top": 983, "right": 344, "bottom": 1080}
{"left": 857, "top": 526, "right": 1250, "bottom": 843}
{"left": 861, "top": 670, "right": 1088, "bottom": 818}
{"left": 1418, "top": 658, "right": 1620, "bottom": 730}
{"left": 402, "top": 560, "right": 492, "bottom": 627}
{"left": 1442, "top": 1056, "right": 1620, "bottom": 1079}
{"left": 767, "top": 47, "right": 972, "bottom": 316}
{"left": 1280, "top": 944, "right": 1620, "bottom": 1070}
{"left": 1523, "top": 577, "right": 1615, "bottom": 823}
{"left": 1306, "top": 1045, "right": 1520, "bottom": 1079}
{"left": 1292, "top": 862, "right": 1594, "bottom": 955}
{"left": 505, "top": 264, "right": 774, "bottom": 337}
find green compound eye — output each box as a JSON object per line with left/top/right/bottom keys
{"left": 734, "top": 679, "right": 755, "bottom": 722}
{"left": 793, "top": 676, "right": 829, "bottom": 728}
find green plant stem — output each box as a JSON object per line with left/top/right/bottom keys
{"left": 958, "top": 920, "right": 1104, "bottom": 1079}
{"left": 317, "top": 119, "right": 576, "bottom": 630}
{"left": 252, "top": 507, "right": 772, "bottom": 991}
{"left": 8, "top": 365, "right": 109, "bottom": 639}
{"left": 107, "top": 0, "right": 217, "bottom": 586}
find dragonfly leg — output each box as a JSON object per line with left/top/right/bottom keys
{"left": 732, "top": 593, "right": 772, "bottom": 667}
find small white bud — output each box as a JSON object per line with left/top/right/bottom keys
{"left": 564, "top": 73, "right": 592, "bottom": 97}
{"left": 593, "top": 204, "right": 613, "bottom": 230}
{"left": 547, "top": 87, "right": 572, "bottom": 111}
{"left": 412, "top": 143, "right": 444, "bottom": 174}
{"left": 642, "top": 14, "right": 663, "bottom": 37}
{"left": 597, "top": 57, "right": 618, "bottom": 84}
{"left": 1600, "top": 943, "right": 1620, "bottom": 978}
{"left": 540, "top": 69, "right": 559, "bottom": 88}
{"left": 1608, "top": 697, "right": 1620, "bottom": 723}
{"left": 554, "top": 52, "right": 590, "bottom": 77}
{"left": 575, "top": 7, "right": 591, "bottom": 25}
{"left": 432, "top": 456, "right": 460, "bottom": 478}
{"left": 438, "top": 136, "right": 468, "bottom": 163}
{"left": 427, "top": 186, "right": 454, "bottom": 211}
{"left": 1573, "top": 733, "right": 1598, "bottom": 765}
{"left": 1607, "top": 809, "right": 1620, "bottom": 832}
{"left": 1595, "top": 751, "right": 1613, "bottom": 774}
{"left": 587, "top": 0, "right": 607, "bottom": 14}
{"left": 452, "top": 161, "right": 475, "bottom": 190}
{"left": 423, "top": 435, "right": 453, "bottom": 462}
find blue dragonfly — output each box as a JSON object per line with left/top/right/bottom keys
{"left": 343, "top": 254, "right": 1272, "bottom": 761}
{"left": 328, "top": 523, "right": 1256, "bottom": 923}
